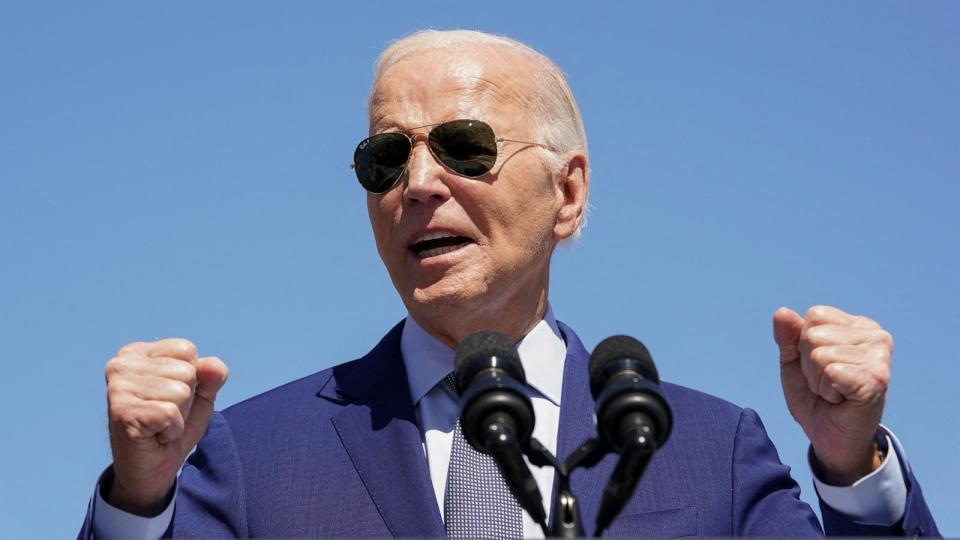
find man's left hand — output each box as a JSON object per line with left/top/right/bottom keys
{"left": 773, "top": 305, "right": 892, "bottom": 485}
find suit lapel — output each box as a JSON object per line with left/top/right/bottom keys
{"left": 326, "top": 322, "right": 446, "bottom": 537}
{"left": 555, "top": 322, "right": 617, "bottom": 537}
{"left": 326, "top": 320, "right": 603, "bottom": 536}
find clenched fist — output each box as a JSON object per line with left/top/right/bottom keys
{"left": 774, "top": 306, "right": 892, "bottom": 485}
{"left": 104, "top": 338, "right": 228, "bottom": 515}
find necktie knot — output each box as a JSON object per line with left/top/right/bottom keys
{"left": 440, "top": 372, "right": 459, "bottom": 398}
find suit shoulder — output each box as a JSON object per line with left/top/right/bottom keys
{"left": 214, "top": 321, "right": 406, "bottom": 435}
{"left": 651, "top": 381, "right": 771, "bottom": 482}
{"left": 661, "top": 380, "right": 748, "bottom": 429}
{"left": 218, "top": 357, "right": 363, "bottom": 423}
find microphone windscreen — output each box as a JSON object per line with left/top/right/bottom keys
{"left": 588, "top": 335, "right": 659, "bottom": 390}
{"left": 454, "top": 330, "right": 525, "bottom": 391}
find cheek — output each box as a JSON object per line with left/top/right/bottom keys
{"left": 368, "top": 191, "right": 402, "bottom": 221}
{"left": 365, "top": 194, "right": 380, "bottom": 225}
{"left": 509, "top": 170, "right": 562, "bottom": 233}
{"left": 492, "top": 187, "right": 561, "bottom": 260}
{"left": 367, "top": 195, "right": 399, "bottom": 253}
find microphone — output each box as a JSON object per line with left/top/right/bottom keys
{"left": 588, "top": 335, "right": 672, "bottom": 536}
{"left": 454, "top": 330, "right": 547, "bottom": 528}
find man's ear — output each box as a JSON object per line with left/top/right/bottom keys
{"left": 554, "top": 151, "right": 589, "bottom": 240}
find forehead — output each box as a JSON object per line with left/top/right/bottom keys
{"left": 368, "top": 45, "right": 537, "bottom": 132}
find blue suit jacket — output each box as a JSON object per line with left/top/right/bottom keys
{"left": 80, "top": 321, "right": 939, "bottom": 537}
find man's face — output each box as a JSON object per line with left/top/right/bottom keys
{"left": 365, "top": 46, "right": 574, "bottom": 342}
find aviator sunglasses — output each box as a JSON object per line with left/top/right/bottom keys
{"left": 352, "top": 119, "right": 556, "bottom": 193}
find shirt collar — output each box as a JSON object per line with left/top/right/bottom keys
{"left": 401, "top": 305, "right": 566, "bottom": 407}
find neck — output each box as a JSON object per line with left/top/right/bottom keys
{"left": 410, "top": 285, "right": 550, "bottom": 349}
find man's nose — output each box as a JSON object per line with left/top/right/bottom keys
{"left": 403, "top": 141, "right": 451, "bottom": 204}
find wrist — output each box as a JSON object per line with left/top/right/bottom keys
{"left": 102, "top": 467, "right": 175, "bottom": 517}
{"left": 812, "top": 437, "right": 886, "bottom": 486}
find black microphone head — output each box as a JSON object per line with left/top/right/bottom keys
{"left": 588, "top": 335, "right": 658, "bottom": 398}
{"left": 454, "top": 330, "right": 535, "bottom": 452}
{"left": 589, "top": 335, "right": 672, "bottom": 452}
{"left": 454, "top": 330, "right": 525, "bottom": 392}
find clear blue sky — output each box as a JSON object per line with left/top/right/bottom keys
{"left": 1, "top": 2, "right": 957, "bottom": 537}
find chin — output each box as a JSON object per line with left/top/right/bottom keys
{"left": 403, "top": 273, "right": 489, "bottom": 316}
{"left": 410, "top": 284, "right": 480, "bottom": 311}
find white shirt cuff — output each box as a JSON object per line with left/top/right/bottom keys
{"left": 811, "top": 431, "right": 907, "bottom": 526}
{"left": 91, "top": 478, "right": 175, "bottom": 540}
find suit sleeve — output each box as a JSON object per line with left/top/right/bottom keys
{"left": 75, "top": 413, "right": 246, "bottom": 540}
{"left": 818, "top": 430, "right": 940, "bottom": 537}
{"left": 731, "top": 409, "right": 940, "bottom": 537}
{"left": 167, "top": 412, "right": 249, "bottom": 538}
{"left": 731, "top": 408, "right": 825, "bottom": 535}
{"left": 75, "top": 466, "right": 175, "bottom": 540}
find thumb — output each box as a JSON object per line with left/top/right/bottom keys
{"left": 182, "top": 356, "right": 229, "bottom": 447}
{"left": 773, "top": 307, "right": 804, "bottom": 365}
{"left": 195, "top": 356, "right": 229, "bottom": 401}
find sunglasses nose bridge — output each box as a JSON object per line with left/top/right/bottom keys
{"left": 402, "top": 138, "right": 453, "bottom": 201}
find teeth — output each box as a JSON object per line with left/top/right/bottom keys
{"left": 416, "top": 231, "right": 457, "bottom": 243}
{"left": 419, "top": 244, "right": 466, "bottom": 258}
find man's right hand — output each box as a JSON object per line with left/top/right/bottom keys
{"left": 104, "top": 338, "right": 229, "bottom": 516}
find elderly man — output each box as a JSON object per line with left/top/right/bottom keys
{"left": 80, "top": 30, "right": 938, "bottom": 538}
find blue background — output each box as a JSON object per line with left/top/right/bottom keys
{"left": 1, "top": 2, "right": 957, "bottom": 537}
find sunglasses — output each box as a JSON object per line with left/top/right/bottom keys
{"left": 352, "top": 119, "right": 555, "bottom": 193}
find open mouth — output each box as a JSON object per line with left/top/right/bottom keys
{"left": 409, "top": 231, "right": 475, "bottom": 259}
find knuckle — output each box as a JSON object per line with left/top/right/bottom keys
{"left": 822, "top": 362, "right": 846, "bottom": 381}
{"left": 809, "top": 347, "right": 830, "bottom": 368}
{"left": 867, "top": 346, "right": 890, "bottom": 365}
{"left": 117, "top": 341, "right": 146, "bottom": 356}
{"left": 124, "top": 425, "right": 143, "bottom": 440}
{"left": 158, "top": 401, "right": 181, "bottom": 421}
{"left": 105, "top": 377, "right": 127, "bottom": 399}
{"left": 104, "top": 357, "right": 127, "bottom": 379}
{"left": 116, "top": 406, "right": 141, "bottom": 428}
{"left": 875, "top": 329, "right": 894, "bottom": 349}
{"left": 172, "top": 362, "right": 197, "bottom": 383}
{"left": 874, "top": 368, "right": 891, "bottom": 389}
{"left": 106, "top": 396, "right": 129, "bottom": 420}
{"left": 169, "top": 380, "right": 193, "bottom": 403}
{"left": 175, "top": 339, "right": 198, "bottom": 359}
{"left": 806, "top": 305, "right": 828, "bottom": 321}
{"left": 804, "top": 325, "right": 826, "bottom": 344}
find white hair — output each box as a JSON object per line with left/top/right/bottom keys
{"left": 369, "top": 29, "right": 590, "bottom": 239}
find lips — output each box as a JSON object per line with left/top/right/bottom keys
{"left": 409, "top": 230, "right": 475, "bottom": 259}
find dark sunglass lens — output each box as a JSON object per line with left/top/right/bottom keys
{"left": 428, "top": 120, "right": 498, "bottom": 177}
{"left": 353, "top": 133, "right": 411, "bottom": 193}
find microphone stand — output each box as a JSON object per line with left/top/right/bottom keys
{"left": 523, "top": 435, "right": 657, "bottom": 538}
{"left": 483, "top": 423, "right": 550, "bottom": 535}
{"left": 524, "top": 439, "right": 563, "bottom": 537}
{"left": 593, "top": 434, "right": 657, "bottom": 538}
{"left": 523, "top": 437, "right": 611, "bottom": 538}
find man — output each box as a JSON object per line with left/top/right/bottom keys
{"left": 80, "top": 30, "right": 939, "bottom": 538}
